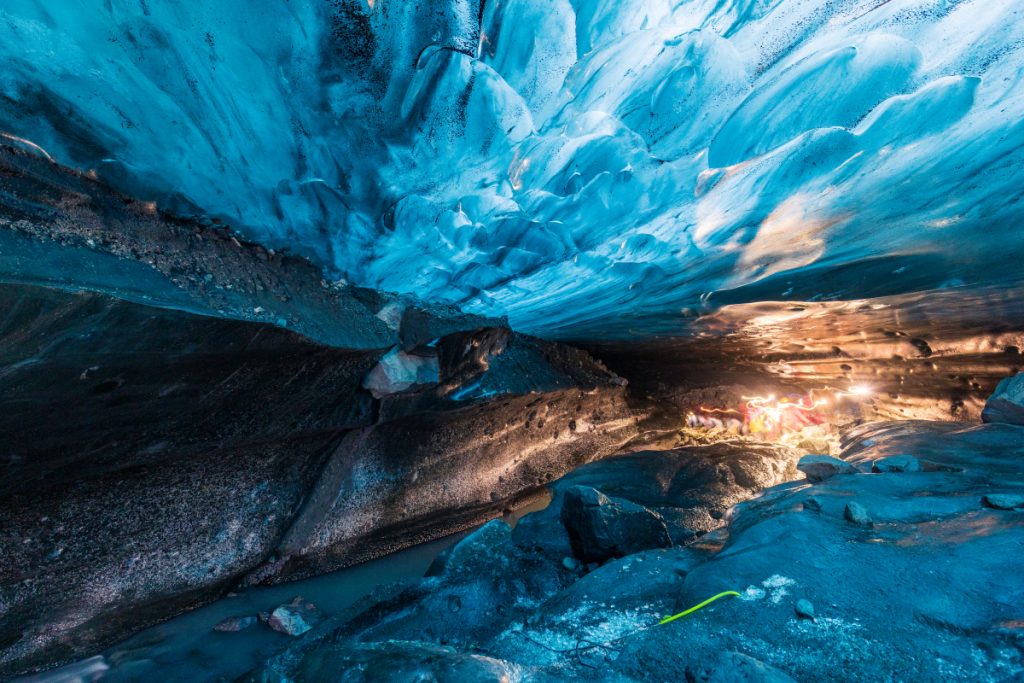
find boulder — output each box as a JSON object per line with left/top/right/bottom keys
{"left": 427, "top": 519, "right": 513, "bottom": 578}
{"left": 527, "top": 441, "right": 802, "bottom": 547}
{"left": 560, "top": 485, "right": 672, "bottom": 563}
{"left": 794, "top": 599, "right": 816, "bottom": 621}
{"left": 982, "top": 373, "right": 1024, "bottom": 426}
{"left": 264, "top": 597, "right": 324, "bottom": 637}
{"left": 844, "top": 501, "right": 873, "bottom": 527}
{"left": 981, "top": 494, "right": 1024, "bottom": 511}
{"left": 798, "top": 455, "right": 857, "bottom": 483}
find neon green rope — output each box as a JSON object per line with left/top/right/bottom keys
{"left": 658, "top": 590, "right": 741, "bottom": 625}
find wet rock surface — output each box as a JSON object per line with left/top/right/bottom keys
{"left": 244, "top": 422, "right": 1024, "bottom": 682}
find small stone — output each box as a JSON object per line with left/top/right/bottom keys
{"left": 265, "top": 596, "right": 323, "bottom": 636}
{"left": 561, "top": 556, "right": 579, "bottom": 572}
{"left": 213, "top": 615, "right": 256, "bottom": 632}
{"left": 798, "top": 455, "right": 857, "bottom": 483}
{"left": 844, "top": 502, "right": 873, "bottom": 527}
{"left": 981, "top": 494, "right": 1024, "bottom": 511}
{"left": 795, "top": 599, "right": 816, "bottom": 621}
{"left": 803, "top": 497, "right": 822, "bottom": 512}
{"left": 872, "top": 455, "right": 922, "bottom": 473}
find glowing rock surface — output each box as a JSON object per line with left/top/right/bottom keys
{"left": 1, "top": 0, "right": 1022, "bottom": 338}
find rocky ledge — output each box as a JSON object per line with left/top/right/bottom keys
{"left": 244, "top": 416, "right": 1024, "bottom": 682}
{"left": 0, "top": 282, "right": 645, "bottom": 678}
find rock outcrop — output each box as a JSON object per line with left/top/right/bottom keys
{"left": 242, "top": 423, "right": 1024, "bottom": 682}
{"left": 0, "top": 280, "right": 643, "bottom": 676}
{"left": 560, "top": 485, "right": 672, "bottom": 563}
{"left": 982, "top": 373, "right": 1024, "bottom": 426}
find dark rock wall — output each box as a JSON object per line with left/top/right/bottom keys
{"left": 0, "top": 282, "right": 643, "bottom": 676}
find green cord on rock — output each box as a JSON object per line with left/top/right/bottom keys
{"left": 658, "top": 590, "right": 741, "bottom": 625}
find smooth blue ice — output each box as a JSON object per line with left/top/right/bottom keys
{"left": 1, "top": 0, "right": 1022, "bottom": 339}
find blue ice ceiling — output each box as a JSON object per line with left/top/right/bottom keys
{"left": 1, "top": 0, "right": 1023, "bottom": 338}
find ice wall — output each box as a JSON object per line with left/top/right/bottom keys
{"left": 1, "top": 0, "right": 1022, "bottom": 338}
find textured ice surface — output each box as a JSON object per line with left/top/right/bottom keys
{"left": 1, "top": 0, "right": 1022, "bottom": 338}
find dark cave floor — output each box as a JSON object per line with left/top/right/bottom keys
{"left": 35, "top": 417, "right": 1024, "bottom": 683}
{"left": 249, "top": 420, "right": 1024, "bottom": 683}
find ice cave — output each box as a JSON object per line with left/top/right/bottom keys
{"left": 1, "top": 0, "right": 1023, "bottom": 680}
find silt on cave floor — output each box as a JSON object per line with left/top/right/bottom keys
{"left": 3, "top": 0, "right": 1024, "bottom": 681}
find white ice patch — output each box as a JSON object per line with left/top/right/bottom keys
{"left": 362, "top": 347, "right": 440, "bottom": 398}
{"left": 741, "top": 574, "right": 796, "bottom": 605}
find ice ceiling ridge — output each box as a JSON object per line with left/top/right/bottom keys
{"left": 1, "top": 0, "right": 1022, "bottom": 339}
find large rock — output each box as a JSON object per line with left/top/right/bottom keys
{"left": 560, "top": 485, "right": 673, "bottom": 563}
{"left": 518, "top": 440, "right": 802, "bottom": 547}
{"left": 0, "top": 283, "right": 643, "bottom": 677}
{"left": 797, "top": 454, "right": 858, "bottom": 482}
{"left": 982, "top": 373, "right": 1024, "bottom": 426}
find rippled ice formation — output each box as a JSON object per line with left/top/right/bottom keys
{"left": 1, "top": 1, "right": 1022, "bottom": 338}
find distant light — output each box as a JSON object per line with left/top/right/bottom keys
{"left": 849, "top": 384, "right": 873, "bottom": 396}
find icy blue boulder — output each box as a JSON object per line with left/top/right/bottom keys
{"left": 982, "top": 373, "right": 1024, "bottom": 426}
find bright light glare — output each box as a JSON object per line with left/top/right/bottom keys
{"left": 849, "top": 384, "right": 873, "bottom": 396}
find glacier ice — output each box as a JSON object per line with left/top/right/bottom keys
{"left": 363, "top": 347, "right": 441, "bottom": 398}
{"left": 1, "top": 0, "right": 1023, "bottom": 339}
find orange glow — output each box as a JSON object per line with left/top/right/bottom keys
{"left": 689, "top": 392, "right": 828, "bottom": 435}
